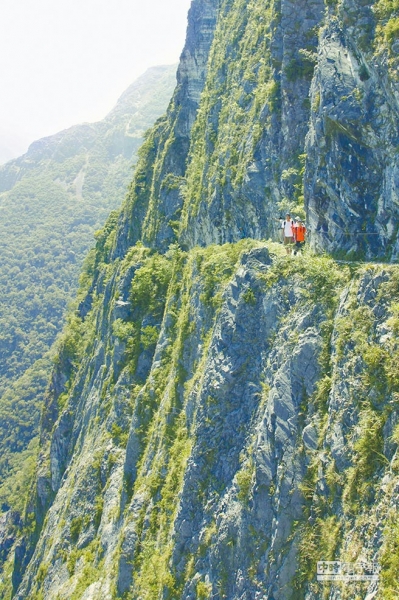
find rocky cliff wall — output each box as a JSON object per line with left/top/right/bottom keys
{"left": 179, "top": 0, "right": 324, "bottom": 247}
{"left": 306, "top": 0, "right": 399, "bottom": 260}
{"left": 7, "top": 242, "right": 399, "bottom": 600}
{"left": 4, "top": 0, "right": 399, "bottom": 598}
{"left": 114, "top": 0, "right": 399, "bottom": 260}
{"left": 114, "top": 0, "right": 325, "bottom": 254}
{"left": 112, "top": 0, "right": 220, "bottom": 257}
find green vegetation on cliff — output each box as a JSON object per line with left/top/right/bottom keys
{"left": 182, "top": 0, "right": 280, "bottom": 213}
{"left": 3, "top": 0, "right": 399, "bottom": 597}
{"left": 6, "top": 224, "right": 399, "bottom": 599}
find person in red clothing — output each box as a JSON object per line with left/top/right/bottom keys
{"left": 293, "top": 218, "right": 306, "bottom": 254}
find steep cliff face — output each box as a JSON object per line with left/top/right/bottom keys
{"left": 113, "top": 0, "right": 220, "bottom": 256}
{"left": 179, "top": 0, "right": 324, "bottom": 247}
{"left": 113, "top": 0, "right": 399, "bottom": 260}
{"left": 4, "top": 0, "right": 399, "bottom": 599}
{"left": 7, "top": 243, "right": 399, "bottom": 600}
{"left": 114, "top": 0, "right": 325, "bottom": 254}
{"left": 306, "top": 0, "right": 399, "bottom": 260}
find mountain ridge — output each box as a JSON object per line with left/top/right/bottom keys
{"left": 0, "top": 65, "right": 178, "bottom": 192}
{"left": 2, "top": 1, "right": 399, "bottom": 599}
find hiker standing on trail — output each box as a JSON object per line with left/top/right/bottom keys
{"left": 281, "top": 213, "right": 295, "bottom": 254}
{"left": 293, "top": 218, "right": 306, "bottom": 255}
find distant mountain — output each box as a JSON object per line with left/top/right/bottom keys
{"left": 0, "top": 129, "right": 27, "bottom": 166}
{"left": 0, "top": 65, "right": 177, "bottom": 510}
{"left": 0, "top": 65, "right": 177, "bottom": 192}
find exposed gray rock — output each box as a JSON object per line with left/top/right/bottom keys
{"left": 306, "top": 3, "right": 399, "bottom": 260}
{"left": 0, "top": 512, "right": 21, "bottom": 563}
{"left": 302, "top": 423, "right": 318, "bottom": 451}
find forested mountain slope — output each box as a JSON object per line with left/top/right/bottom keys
{"left": 2, "top": 0, "right": 399, "bottom": 599}
{"left": 0, "top": 65, "right": 176, "bottom": 512}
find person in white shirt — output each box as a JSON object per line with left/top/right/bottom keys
{"left": 281, "top": 213, "right": 295, "bottom": 254}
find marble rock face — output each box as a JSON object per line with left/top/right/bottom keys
{"left": 6, "top": 1, "right": 399, "bottom": 599}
